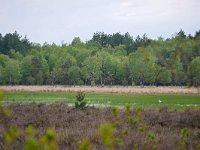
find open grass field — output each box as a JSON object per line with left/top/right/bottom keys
{"left": 2, "top": 91, "right": 200, "bottom": 108}
{"left": 0, "top": 86, "right": 199, "bottom": 108}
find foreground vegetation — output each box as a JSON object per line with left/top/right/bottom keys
{"left": 0, "top": 30, "right": 200, "bottom": 86}
{"left": 1, "top": 103, "right": 200, "bottom": 150}
{"left": 3, "top": 91, "right": 200, "bottom": 108}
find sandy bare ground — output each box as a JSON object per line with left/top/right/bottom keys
{"left": 0, "top": 85, "right": 199, "bottom": 94}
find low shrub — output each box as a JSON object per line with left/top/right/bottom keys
{"left": 75, "top": 92, "right": 87, "bottom": 109}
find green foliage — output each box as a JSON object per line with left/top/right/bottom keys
{"left": 82, "top": 56, "right": 101, "bottom": 85}
{"left": 24, "top": 126, "right": 58, "bottom": 150}
{"left": 125, "top": 107, "right": 148, "bottom": 133}
{"left": 77, "top": 106, "right": 153, "bottom": 149}
{"left": 79, "top": 138, "right": 92, "bottom": 150}
{"left": 189, "top": 57, "right": 200, "bottom": 86}
{"left": 0, "top": 89, "right": 4, "bottom": 101}
{"left": 21, "top": 56, "right": 34, "bottom": 84}
{"left": 40, "top": 128, "right": 58, "bottom": 150}
{"left": 137, "top": 124, "right": 148, "bottom": 132}
{"left": 4, "top": 125, "right": 21, "bottom": 147}
{"left": 135, "top": 107, "right": 143, "bottom": 115}
{"left": 154, "top": 65, "right": 172, "bottom": 85}
{"left": 5, "top": 125, "right": 58, "bottom": 150}
{"left": 145, "top": 132, "right": 157, "bottom": 150}
{"left": 2, "top": 59, "right": 21, "bottom": 84}
{"left": 178, "top": 128, "right": 188, "bottom": 150}
{"left": 125, "top": 105, "right": 131, "bottom": 113}
{"left": 24, "top": 126, "right": 40, "bottom": 150}
{"left": 0, "top": 30, "right": 200, "bottom": 86}
{"left": 0, "top": 90, "right": 11, "bottom": 116}
{"left": 0, "top": 105, "right": 11, "bottom": 117}
{"left": 112, "top": 107, "right": 121, "bottom": 127}
{"left": 79, "top": 106, "right": 152, "bottom": 149}
{"left": 71, "top": 37, "right": 83, "bottom": 46}
{"left": 24, "top": 138, "right": 40, "bottom": 150}
{"left": 31, "top": 55, "right": 49, "bottom": 85}
{"left": 121, "top": 128, "right": 128, "bottom": 135}
{"left": 197, "top": 144, "right": 200, "bottom": 150}
{"left": 98, "top": 122, "right": 123, "bottom": 149}
{"left": 112, "top": 107, "right": 119, "bottom": 118}
{"left": 68, "top": 66, "right": 83, "bottom": 85}
{"left": 133, "top": 144, "right": 139, "bottom": 150}
{"left": 129, "top": 48, "right": 157, "bottom": 85}
{"left": 171, "top": 60, "right": 185, "bottom": 85}
{"left": 75, "top": 92, "right": 87, "bottom": 109}
{"left": 0, "top": 31, "right": 31, "bottom": 55}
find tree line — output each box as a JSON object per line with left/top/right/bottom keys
{"left": 0, "top": 30, "right": 200, "bottom": 86}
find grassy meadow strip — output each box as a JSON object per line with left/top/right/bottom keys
{"left": 3, "top": 91, "right": 200, "bottom": 108}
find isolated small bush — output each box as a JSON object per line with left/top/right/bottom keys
{"left": 197, "top": 144, "right": 200, "bottom": 150}
{"left": 40, "top": 128, "right": 58, "bottom": 150}
{"left": 112, "top": 107, "right": 121, "bottom": 127}
{"left": 98, "top": 122, "right": 123, "bottom": 149}
{"left": 112, "top": 107, "right": 119, "bottom": 118}
{"left": 133, "top": 144, "right": 139, "bottom": 150}
{"left": 179, "top": 128, "right": 188, "bottom": 150}
{"left": 24, "top": 126, "right": 40, "bottom": 150}
{"left": 79, "top": 138, "right": 92, "bottom": 150}
{"left": 4, "top": 125, "right": 21, "bottom": 147}
{"left": 125, "top": 105, "right": 131, "bottom": 113}
{"left": 75, "top": 92, "right": 87, "bottom": 109}
{"left": 145, "top": 132, "right": 157, "bottom": 150}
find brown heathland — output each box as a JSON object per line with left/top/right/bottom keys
{"left": 0, "top": 103, "right": 200, "bottom": 150}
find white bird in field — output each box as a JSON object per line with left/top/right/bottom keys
{"left": 158, "top": 99, "right": 163, "bottom": 103}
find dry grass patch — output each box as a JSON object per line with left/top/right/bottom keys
{"left": 0, "top": 85, "right": 199, "bottom": 94}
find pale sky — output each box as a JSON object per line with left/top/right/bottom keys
{"left": 1, "top": 0, "right": 200, "bottom": 44}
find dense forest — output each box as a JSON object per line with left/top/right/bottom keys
{"left": 0, "top": 30, "right": 200, "bottom": 86}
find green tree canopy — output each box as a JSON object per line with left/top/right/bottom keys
{"left": 189, "top": 56, "right": 200, "bottom": 86}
